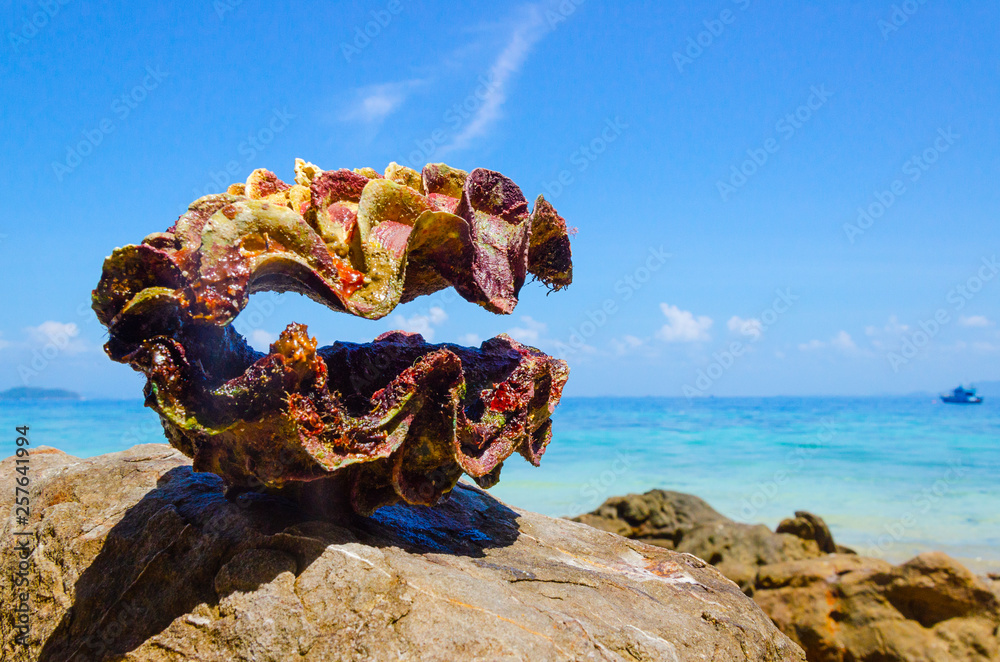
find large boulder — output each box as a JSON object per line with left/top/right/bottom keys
{"left": 0, "top": 446, "right": 804, "bottom": 661}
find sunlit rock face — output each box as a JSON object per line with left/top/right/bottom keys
{"left": 92, "top": 160, "right": 573, "bottom": 514}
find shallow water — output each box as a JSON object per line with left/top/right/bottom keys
{"left": 2, "top": 396, "right": 997, "bottom": 571}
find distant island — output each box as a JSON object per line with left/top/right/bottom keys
{"left": 0, "top": 387, "right": 81, "bottom": 400}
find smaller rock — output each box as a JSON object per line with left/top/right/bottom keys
{"left": 775, "top": 511, "right": 837, "bottom": 554}
{"left": 574, "top": 490, "right": 1000, "bottom": 661}
{"left": 572, "top": 489, "right": 739, "bottom": 547}
{"left": 574, "top": 490, "right": 826, "bottom": 592}
{"left": 753, "top": 551, "right": 1000, "bottom": 661}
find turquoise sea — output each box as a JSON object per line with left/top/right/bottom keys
{"left": 2, "top": 396, "right": 997, "bottom": 573}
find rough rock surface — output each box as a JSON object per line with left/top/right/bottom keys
{"left": 755, "top": 552, "right": 1000, "bottom": 661}
{"left": 0, "top": 446, "right": 804, "bottom": 661}
{"left": 573, "top": 490, "right": 826, "bottom": 591}
{"left": 576, "top": 490, "right": 1000, "bottom": 661}
{"left": 775, "top": 512, "right": 839, "bottom": 555}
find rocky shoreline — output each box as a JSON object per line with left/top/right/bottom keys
{"left": 574, "top": 489, "right": 1000, "bottom": 661}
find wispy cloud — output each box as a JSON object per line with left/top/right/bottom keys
{"left": 340, "top": 79, "right": 425, "bottom": 124}
{"left": 441, "top": 6, "right": 549, "bottom": 153}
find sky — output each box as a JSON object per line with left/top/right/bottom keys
{"left": 1, "top": 0, "right": 998, "bottom": 398}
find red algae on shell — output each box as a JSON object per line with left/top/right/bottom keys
{"left": 93, "top": 160, "right": 574, "bottom": 514}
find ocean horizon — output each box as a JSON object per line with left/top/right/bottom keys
{"left": 3, "top": 395, "right": 997, "bottom": 574}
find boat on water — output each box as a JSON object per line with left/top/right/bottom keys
{"left": 940, "top": 385, "right": 983, "bottom": 404}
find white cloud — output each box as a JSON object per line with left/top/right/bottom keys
{"left": 25, "top": 321, "right": 87, "bottom": 354}
{"left": 610, "top": 334, "right": 645, "bottom": 355}
{"left": 727, "top": 315, "right": 763, "bottom": 339}
{"left": 830, "top": 330, "right": 857, "bottom": 352}
{"left": 657, "top": 304, "right": 712, "bottom": 343}
{"left": 973, "top": 341, "right": 998, "bottom": 352}
{"left": 504, "top": 316, "right": 597, "bottom": 356}
{"left": 959, "top": 315, "right": 992, "bottom": 328}
{"left": 442, "top": 6, "right": 549, "bottom": 153}
{"left": 248, "top": 329, "right": 276, "bottom": 351}
{"left": 389, "top": 306, "right": 448, "bottom": 341}
{"left": 340, "top": 80, "right": 424, "bottom": 124}
{"left": 0, "top": 333, "right": 9, "bottom": 351}
{"left": 799, "top": 331, "right": 861, "bottom": 355}
{"left": 458, "top": 333, "right": 483, "bottom": 346}
{"left": 507, "top": 316, "right": 547, "bottom": 345}
{"left": 866, "top": 315, "right": 909, "bottom": 337}
{"left": 865, "top": 315, "right": 910, "bottom": 350}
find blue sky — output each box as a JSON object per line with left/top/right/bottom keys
{"left": 2, "top": 0, "right": 998, "bottom": 398}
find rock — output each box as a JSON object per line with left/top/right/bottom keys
{"left": 572, "top": 489, "right": 729, "bottom": 548}
{"left": 753, "top": 552, "right": 1000, "bottom": 661}
{"left": 775, "top": 512, "right": 837, "bottom": 555}
{"left": 0, "top": 446, "right": 804, "bottom": 661}
{"left": 675, "top": 522, "right": 823, "bottom": 593}
{"left": 988, "top": 574, "right": 1000, "bottom": 603}
{"left": 575, "top": 490, "right": 1000, "bottom": 661}
{"left": 573, "top": 490, "right": 826, "bottom": 591}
